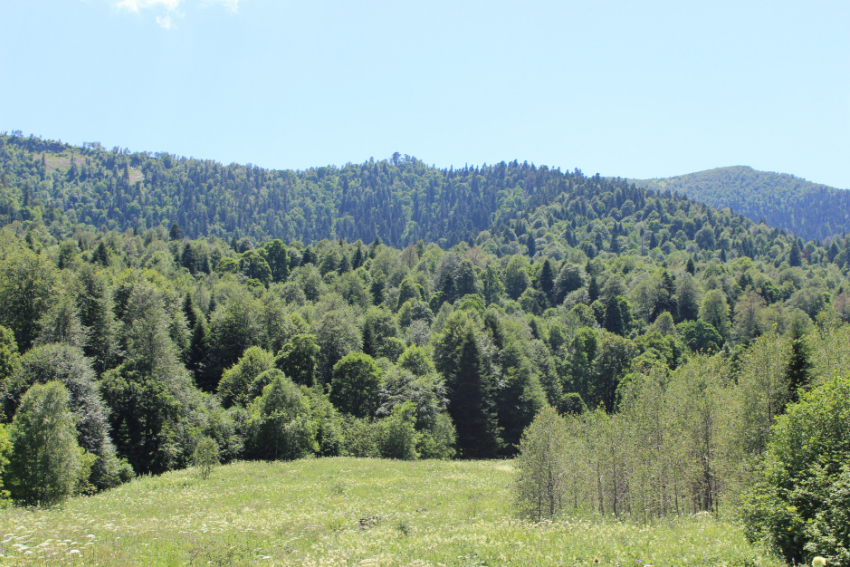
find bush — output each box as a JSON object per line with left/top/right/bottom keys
{"left": 376, "top": 401, "right": 419, "bottom": 460}
{"left": 246, "top": 376, "right": 317, "bottom": 461}
{"left": 742, "top": 373, "right": 850, "bottom": 565}
{"left": 193, "top": 437, "right": 220, "bottom": 479}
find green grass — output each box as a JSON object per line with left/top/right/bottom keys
{"left": 0, "top": 458, "right": 783, "bottom": 566}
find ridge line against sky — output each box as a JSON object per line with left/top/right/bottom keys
{"left": 1, "top": 1, "right": 848, "bottom": 189}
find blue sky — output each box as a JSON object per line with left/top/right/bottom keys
{"left": 1, "top": 0, "right": 848, "bottom": 188}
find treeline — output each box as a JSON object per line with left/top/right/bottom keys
{"left": 515, "top": 327, "right": 850, "bottom": 564}
{"left": 636, "top": 166, "right": 850, "bottom": 242}
{"left": 1, "top": 132, "right": 645, "bottom": 249}
{"left": 0, "top": 192, "right": 848, "bottom": 504}
{"left": 6, "top": 134, "right": 850, "bottom": 276}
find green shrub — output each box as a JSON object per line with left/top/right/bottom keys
{"left": 193, "top": 437, "right": 220, "bottom": 479}
{"left": 376, "top": 401, "right": 419, "bottom": 460}
{"left": 742, "top": 373, "right": 850, "bottom": 565}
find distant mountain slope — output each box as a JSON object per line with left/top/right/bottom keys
{"left": 0, "top": 133, "right": 650, "bottom": 248}
{"left": 632, "top": 166, "right": 850, "bottom": 242}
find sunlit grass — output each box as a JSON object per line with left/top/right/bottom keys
{"left": 0, "top": 458, "right": 782, "bottom": 566}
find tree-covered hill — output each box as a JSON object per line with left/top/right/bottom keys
{"left": 1, "top": 132, "right": 645, "bottom": 248}
{"left": 632, "top": 166, "right": 850, "bottom": 241}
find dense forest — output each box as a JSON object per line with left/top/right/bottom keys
{"left": 634, "top": 166, "right": 850, "bottom": 241}
{"left": 1, "top": 132, "right": 850, "bottom": 563}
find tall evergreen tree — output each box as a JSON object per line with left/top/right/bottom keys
{"left": 538, "top": 259, "right": 555, "bottom": 305}
{"left": 784, "top": 328, "right": 812, "bottom": 407}
{"left": 447, "top": 328, "right": 501, "bottom": 459}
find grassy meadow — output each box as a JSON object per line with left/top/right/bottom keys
{"left": 0, "top": 458, "right": 782, "bottom": 566}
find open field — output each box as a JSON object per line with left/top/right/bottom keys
{"left": 0, "top": 458, "right": 782, "bottom": 566}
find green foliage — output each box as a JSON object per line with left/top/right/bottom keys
{"left": 329, "top": 352, "right": 382, "bottom": 418}
{"left": 0, "top": 324, "right": 20, "bottom": 385}
{"left": 0, "top": 249, "right": 58, "bottom": 351}
{"left": 376, "top": 401, "right": 419, "bottom": 460}
{"left": 514, "top": 406, "right": 569, "bottom": 520}
{"left": 0, "top": 458, "right": 786, "bottom": 566}
{"left": 193, "top": 436, "right": 220, "bottom": 479}
{"left": 7, "top": 344, "right": 127, "bottom": 490}
{"left": 742, "top": 374, "right": 850, "bottom": 565}
{"left": 273, "top": 333, "right": 319, "bottom": 387}
{"left": 246, "top": 376, "right": 317, "bottom": 461}
{"left": 217, "top": 346, "right": 275, "bottom": 408}
{"left": 7, "top": 381, "right": 85, "bottom": 507}
{"left": 678, "top": 319, "right": 723, "bottom": 353}
{"left": 635, "top": 165, "right": 850, "bottom": 241}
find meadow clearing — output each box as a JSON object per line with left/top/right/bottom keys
{"left": 0, "top": 458, "right": 783, "bottom": 566}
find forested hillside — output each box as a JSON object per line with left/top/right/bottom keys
{"left": 633, "top": 166, "right": 850, "bottom": 241}
{"left": 2, "top": 132, "right": 850, "bottom": 562}
{"left": 0, "top": 132, "right": 653, "bottom": 248}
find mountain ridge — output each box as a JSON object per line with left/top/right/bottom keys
{"left": 630, "top": 166, "right": 849, "bottom": 241}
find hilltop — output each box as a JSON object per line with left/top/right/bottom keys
{"left": 632, "top": 166, "right": 850, "bottom": 241}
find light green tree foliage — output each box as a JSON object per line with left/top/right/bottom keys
{"left": 376, "top": 400, "right": 419, "bottom": 460}
{"left": 0, "top": 249, "right": 58, "bottom": 351}
{"left": 258, "top": 294, "right": 299, "bottom": 354}
{"left": 313, "top": 307, "right": 362, "bottom": 384}
{"left": 217, "top": 346, "right": 275, "bottom": 408}
{"left": 503, "top": 256, "right": 530, "bottom": 300}
{"left": 203, "top": 289, "right": 263, "bottom": 391}
{"left": 192, "top": 436, "right": 220, "bottom": 480}
{"left": 733, "top": 289, "right": 766, "bottom": 344}
{"left": 590, "top": 333, "right": 638, "bottom": 412}
{"left": 699, "top": 289, "right": 731, "bottom": 339}
{"left": 809, "top": 324, "right": 850, "bottom": 387}
{"left": 742, "top": 374, "right": 850, "bottom": 565}
{"left": 0, "top": 324, "right": 20, "bottom": 386}
{"left": 736, "top": 333, "right": 791, "bottom": 455}
{"left": 330, "top": 353, "right": 382, "bottom": 418}
{"left": 521, "top": 355, "right": 743, "bottom": 521}
{"left": 6, "top": 344, "right": 129, "bottom": 490}
{"left": 7, "top": 381, "right": 87, "bottom": 507}
{"left": 304, "top": 386, "right": 345, "bottom": 457}
{"left": 35, "top": 293, "right": 88, "bottom": 348}
{"left": 514, "top": 406, "right": 570, "bottom": 520}
{"left": 246, "top": 376, "right": 317, "bottom": 460}
{"left": 662, "top": 356, "right": 740, "bottom": 514}
{"left": 397, "top": 345, "right": 436, "bottom": 377}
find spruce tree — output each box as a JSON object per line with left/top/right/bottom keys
{"left": 603, "top": 295, "right": 625, "bottom": 336}
{"left": 538, "top": 259, "right": 555, "bottom": 305}
{"left": 785, "top": 329, "right": 812, "bottom": 407}
{"left": 447, "top": 329, "right": 501, "bottom": 459}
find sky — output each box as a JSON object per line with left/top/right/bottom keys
{"left": 1, "top": 0, "right": 848, "bottom": 188}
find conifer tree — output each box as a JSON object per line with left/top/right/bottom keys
{"left": 784, "top": 328, "right": 812, "bottom": 407}
{"left": 447, "top": 328, "right": 501, "bottom": 458}
{"left": 538, "top": 259, "right": 555, "bottom": 305}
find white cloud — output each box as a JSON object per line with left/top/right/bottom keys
{"left": 204, "top": 0, "right": 240, "bottom": 13}
{"left": 111, "top": 0, "right": 240, "bottom": 28}
{"left": 114, "top": 0, "right": 181, "bottom": 13}
{"left": 155, "top": 14, "right": 174, "bottom": 28}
